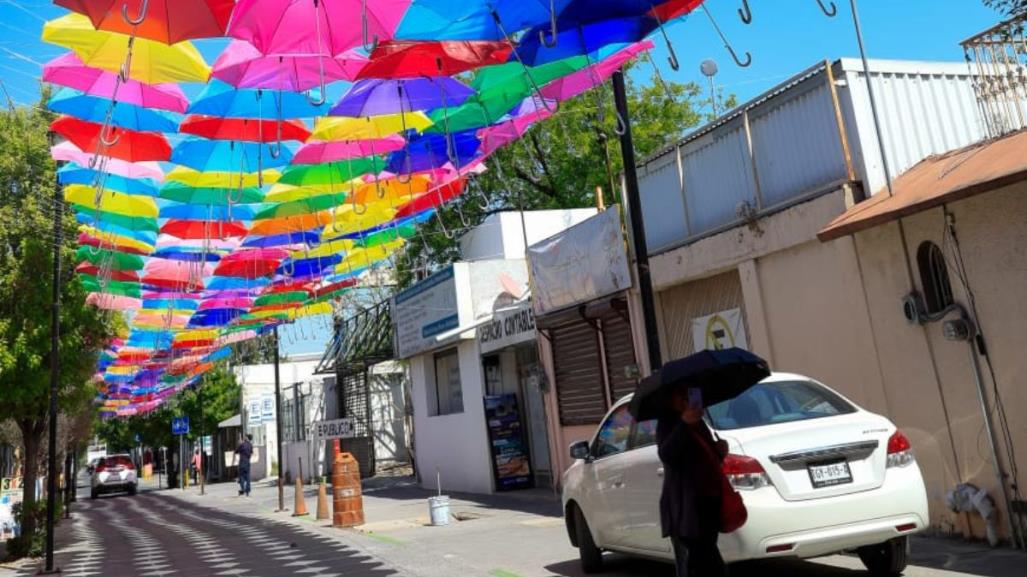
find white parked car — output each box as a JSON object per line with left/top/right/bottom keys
{"left": 90, "top": 454, "right": 138, "bottom": 499}
{"left": 562, "top": 373, "right": 929, "bottom": 575}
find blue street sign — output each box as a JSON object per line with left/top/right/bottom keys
{"left": 171, "top": 416, "right": 190, "bottom": 436}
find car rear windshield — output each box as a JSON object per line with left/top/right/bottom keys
{"left": 706, "top": 380, "right": 856, "bottom": 431}
{"left": 108, "top": 456, "right": 133, "bottom": 467}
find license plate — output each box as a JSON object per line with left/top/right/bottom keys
{"left": 807, "top": 460, "right": 853, "bottom": 488}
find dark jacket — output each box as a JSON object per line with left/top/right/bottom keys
{"left": 235, "top": 440, "right": 253, "bottom": 468}
{"left": 657, "top": 417, "right": 724, "bottom": 539}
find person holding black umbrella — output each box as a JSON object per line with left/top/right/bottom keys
{"left": 658, "top": 387, "right": 728, "bottom": 577}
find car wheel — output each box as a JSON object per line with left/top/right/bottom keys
{"left": 573, "top": 505, "right": 603, "bottom": 574}
{"left": 858, "top": 536, "right": 909, "bottom": 576}
{"left": 90, "top": 488, "right": 98, "bottom": 500}
{"left": 128, "top": 484, "right": 137, "bottom": 496}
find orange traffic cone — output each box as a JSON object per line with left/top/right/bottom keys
{"left": 316, "top": 480, "right": 330, "bottom": 521}
{"left": 293, "top": 475, "right": 309, "bottom": 517}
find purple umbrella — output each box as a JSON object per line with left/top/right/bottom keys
{"left": 329, "top": 78, "right": 474, "bottom": 117}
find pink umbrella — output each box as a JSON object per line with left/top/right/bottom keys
{"left": 216, "top": 330, "right": 259, "bottom": 346}
{"left": 478, "top": 109, "right": 553, "bottom": 155}
{"left": 540, "top": 41, "right": 654, "bottom": 102}
{"left": 142, "top": 259, "right": 214, "bottom": 291}
{"left": 86, "top": 292, "right": 141, "bottom": 311}
{"left": 212, "top": 40, "right": 367, "bottom": 91}
{"left": 133, "top": 313, "right": 191, "bottom": 329}
{"left": 43, "top": 53, "right": 189, "bottom": 113}
{"left": 51, "top": 142, "right": 165, "bottom": 181}
{"left": 228, "top": 0, "right": 409, "bottom": 58}
{"left": 198, "top": 297, "right": 254, "bottom": 310}
{"left": 292, "top": 136, "right": 405, "bottom": 164}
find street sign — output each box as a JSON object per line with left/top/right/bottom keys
{"left": 171, "top": 416, "right": 190, "bottom": 436}
{"left": 311, "top": 418, "right": 355, "bottom": 441}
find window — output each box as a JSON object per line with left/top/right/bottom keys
{"left": 432, "top": 348, "right": 464, "bottom": 416}
{"left": 592, "top": 405, "right": 634, "bottom": 458}
{"left": 706, "top": 380, "right": 856, "bottom": 431}
{"left": 917, "top": 241, "right": 954, "bottom": 314}
{"left": 632, "top": 419, "right": 658, "bottom": 449}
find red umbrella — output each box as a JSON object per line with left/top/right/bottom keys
{"left": 54, "top": 0, "right": 234, "bottom": 44}
{"left": 213, "top": 249, "right": 289, "bottom": 279}
{"left": 160, "top": 219, "right": 250, "bottom": 240}
{"left": 394, "top": 178, "right": 465, "bottom": 218}
{"left": 358, "top": 40, "right": 512, "bottom": 79}
{"left": 142, "top": 259, "right": 210, "bottom": 291}
{"left": 51, "top": 116, "right": 171, "bottom": 163}
{"left": 179, "top": 115, "right": 312, "bottom": 143}
{"left": 314, "top": 278, "right": 358, "bottom": 298}
{"left": 75, "top": 263, "right": 140, "bottom": 282}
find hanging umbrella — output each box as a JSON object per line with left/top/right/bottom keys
{"left": 48, "top": 88, "right": 181, "bottom": 133}
{"left": 277, "top": 157, "right": 386, "bottom": 187}
{"left": 76, "top": 247, "right": 146, "bottom": 270}
{"left": 170, "top": 138, "right": 293, "bottom": 172}
{"left": 228, "top": 0, "right": 409, "bottom": 58}
{"left": 188, "top": 308, "right": 246, "bottom": 328}
{"left": 300, "top": 238, "right": 354, "bottom": 259}
{"left": 151, "top": 247, "right": 224, "bottom": 263}
{"left": 357, "top": 40, "right": 513, "bottom": 79}
{"left": 158, "top": 181, "right": 265, "bottom": 205}
{"left": 321, "top": 204, "right": 399, "bottom": 238}
{"left": 255, "top": 291, "right": 311, "bottom": 307}
{"left": 310, "top": 112, "right": 432, "bottom": 141}
{"left": 82, "top": 277, "right": 142, "bottom": 298}
{"left": 43, "top": 53, "right": 189, "bottom": 113}
{"left": 242, "top": 232, "right": 321, "bottom": 249}
{"left": 59, "top": 164, "right": 160, "bottom": 197}
{"left": 142, "top": 259, "right": 211, "bottom": 291}
{"left": 275, "top": 255, "right": 340, "bottom": 279}
{"left": 199, "top": 297, "right": 254, "bottom": 311}
{"left": 394, "top": 178, "right": 464, "bottom": 218}
{"left": 166, "top": 166, "right": 278, "bottom": 189}
{"left": 50, "top": 142, "right": 164, "bottom": 181}
{"left": 516, "top": 18, "right": 656, "bottom": 67}
{"left": 478, "top": 109, "right": 551, "bottom": 155}
{"left": 160, "top": 219, "right": 250, "bottom": 240}
{"left": 213, "top": 249, "right": 290, "bottom": 279}
{"left": 87, "top": 292, "right": 141, "bottom": 311}
{"left": 159, "top": 203, "right": 255, "bottom": 221}
{"left": 75, "top": 263, "right": 140, "bottom": 283}
{"left": 42, "top": 14, "right": 211, "bottom": 84}
{"left": 386, "top": 130, "right": 481, "bottom": 174}
{"left": 51, "top": 116, "right": 171, "bottom": 162}
{"left": 76, "top": 211, "right": 159, "bottom": 234}
{"left": 64, "top": 185, "right": 159, "bottom": 218}
{"left": 187, "top": 81, "right": 329, "bottom": 119}
{"left": 292, "top": 136, "right": 406, "bottom": 165}
{"left": 250, "top": 213, "right": 334, "bottom": 237}
{"left": 143, "top": 298, "right": 199, "bottom": 311}
{"left": 394, "top": 0, "right": 571, "bottom": 42}
{"left": 538, "top": 41, "right": 653, "bottom": 102}
{"left": 628, "top": 348, "right": 771, "bottom": 421}
{"left": 78, "top": 228, "right": 155, "bottom": 255}
{"left": 54, "top": 0, "right": 235, "bottom": 44}
{"left": 253, "top": 193, "right": 350, "bottom": 220}
{"left": 179, "top": 115, "right": 311, "bottom": 142}
{"left": 329, "top": 78, "right": 474, "bottom": 117}
{"left": 212, "top": 40, "right": 367, "bottom": 91}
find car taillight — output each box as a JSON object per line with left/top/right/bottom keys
{"left": 124, "top": 461, "right": 135, "bottom": 470}
{"left": 723, "top": 454, "right": 772, "bottom": 490}
{"left": 887, "top": 430, "right": 914, "bottom": 468}
{"left": 95, "top": 464, "right": 107, "bottom": 473}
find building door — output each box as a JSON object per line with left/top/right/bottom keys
{"left": 517, "top": 345, "right": 552, "bottom": 487}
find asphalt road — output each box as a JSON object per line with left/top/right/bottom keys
{"left": 13, "top": 492, "right": 399, "bottom": 577}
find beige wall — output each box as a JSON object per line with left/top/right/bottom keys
{"left": 657, "top": 270, "right": 746, "bottom": 362}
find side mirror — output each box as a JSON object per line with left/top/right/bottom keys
{"left": 569, "top": 440, "right": 591, "bottom": 462}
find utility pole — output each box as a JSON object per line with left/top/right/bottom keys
{"left": 273, "top": 326, "right": 286, "bottom": 512}
{"left": 199, "top": 383, "right": 205, "bottom": 496}
{"left": 44, "top": 145, "right": 62, "bottom": 574}
{"left": 611, "top": 70, "right": 663, "bottom": 374}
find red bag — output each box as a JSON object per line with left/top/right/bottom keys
{"left": 719, "top": 473, "right": 748, "bottom": 533}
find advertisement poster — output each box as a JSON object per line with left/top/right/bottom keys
{"left": 483, "top": 394, "right": 532, "bottom": 491}
{"left": 691, "top": 308, "right": 749, "bottom": 352}
{"left": 392, "top": 266, "right": 459, "bottom": 359}
{"left": 0, "top": 477, "right": 22, "bottom": 540}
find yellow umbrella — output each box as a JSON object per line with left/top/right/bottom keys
{"left": 65, "top": 184, "right": 158, "bottom": 217}
{"left": 310, "top": 112, "right": 433, "bottom": 141}
{"left": 79, "top": 225, "right": 155, "bottom": 254}
{"left": 166, "top": 166, "right": 280, "bottom": 188}
{"left": 42, "top": 13, "right": 210, "bottom": 84}
{"left": 333, "top": 239, "right": 405, "bottom": 274}
{"left": 322, "top": 204, "right": 398, "bottom": 237}
{"left": 299, "top": 239, "right": 355, "bottom": 260}
{"left": 174, "top": 329, "right": 220, "bottom": 342}
{"left": 265, "top": 180, "right": 364, "bottom": 203}
{"left": 289, "top": 302, "right": 334, "bottom": 319}
{"left": 347, "top": 178, "right": 431, "bottom": 206}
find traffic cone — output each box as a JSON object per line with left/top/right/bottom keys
{"left": 293, "top": 475, "right": 309, "bottom": 517}
{"left": 316, "top": 480, "right": 329, "bottom": 521}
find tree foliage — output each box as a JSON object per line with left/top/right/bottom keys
{"left": 0, "top": 97, "right": 120, "bottom": 552}
{"left": 984, "top": 0, "right": 1027, "bottom": 15}
{"left": 397, "top": 67, "right": 730, "bottom": 287}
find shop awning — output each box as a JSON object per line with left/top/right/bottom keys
{"left": 218, "top": 414, "right": 241, "bottom": 428}
{"left": 818, "top": 130, "right": 1027, "bottom": 242}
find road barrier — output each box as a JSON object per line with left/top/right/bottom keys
{"left": 331, "top": 452, "right": 364, "bottom": 527}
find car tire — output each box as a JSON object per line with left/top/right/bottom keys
{"left": 128, "top": 484, "right": 137, "bottom": 496}
{"left": 858, "top": 536, "right": 909, "bottom": 576}
{"left": 90, "top": 488, "right": 98, "bottom": 500}
{"left": 573, "top": 505, "right": 603, "bottom": 574}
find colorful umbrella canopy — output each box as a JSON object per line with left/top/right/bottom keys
{"left": 48, "top": 88, "right": 181, "bottom": 133}
{"left": 52, "top": 116, "right": 172, "bottom": 162}
{"left": 170, "top": 138, "right": 294, "bottom": 172}
{"left": 212, "top": 40, "right": 367, "bottom": 91}
{"left": 159, "top": 203, "right": 255, "bottom": 221}
{"left": 358, "top": 40, "right": 513, "bottom": 79}
{"left": 277, "top": 157, "right": 386, "bottom": 187}
{"left": 330, "top": 77, "right": 474, "bottom": 117}
{"left": 386, "top": 130, "right": 481, "bottom": 174}
{"left": 394, "top": 0, "right": 571, "bottom": 41}
{"left": 292, "top": 136, "right": 406, "bottom": 165}
{"left": 43, "top": 53, "right": 189, "bottom": 113}
{"left": 310, "top": 112, "right": 432, "bottom": 140}
{"left": 42, "top": 14, "right": 211, "bottom": 84}
{"left": 539, "top": 41, "right": 653, "bottom": 102}
{"left": 180, "top": 115, "right": 311, "bottom": 143}
{"left": 160, "top": 219, "right": 250, "bottom": 240}
{"left": 59, "top": 164, "right": 160, "bottom": 196}
{"left": 516, "top": 17, "right": 656, "bottom": 67}
{"left": 159, "top": 181, "right": 265, "bottom": 205}
{"left": 54, "top": 0, "right": 235, "bottom": 44}
{"left": 213, "top": 249, "right": 289, "bottom": 279}
{"left": 51, "top": 142, "right": 165, "bottom": 181}
{"left": 187, "top": 81, "right": 329, "bottom": 119}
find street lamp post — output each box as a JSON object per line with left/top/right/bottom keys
{"left": 273, "top": 327, "right": 286, "bottom": 512}
{"left": 43, "top": 156, "right": 63, "bottom": 574}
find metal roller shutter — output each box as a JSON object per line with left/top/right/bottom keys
{"left": 601, "top": 311, "right": 638, "bottom": 403}
{"left": 551, "top": 321, "right": 606, "bottom": 426}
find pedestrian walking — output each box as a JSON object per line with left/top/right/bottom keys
{"left": 657, "top": 388, "right": 728, "bottom": 577}
{"left": 191, "top": 448, "right": 202, "bottom": 485}
{"left": 233, "top": 434, "right": 254, "bottom": 496}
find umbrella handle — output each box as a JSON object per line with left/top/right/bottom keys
{"left": 491, "top": 10, "right": 555, "bottom": 114}
{"left": 436, "top": 208, "right": 455, "bottom": 240}
{"left": 649, "top": 3, "right": 680, "bottom": 71}
{"left": 362, "top": 0, "right": 380, "bottom": 52}
{"left": 737, "top": 0, "right": 752, "bottom": 24}
{"left": 122, "top": 0, "right": 149, "bottom": 26}
{"left": 815, "top": 0, "right": 838, "bottom": 17}
{"left": 99, "top": 124, "right": 122, "bottom": 146}
{"left": 538, "top": 0, "right": 558, "bottom": 48}
{"left": 702, "top": 5, "right": 752, "bottom": 68}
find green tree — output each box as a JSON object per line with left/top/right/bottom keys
{"left": 397, "top": 68, "right": 728, "bottom": 287}
{"left": 0, "top": 99, "right": 119, "bottom": 551}
{"left": 984, "top": 0, "right": 1027, "bottom": 15}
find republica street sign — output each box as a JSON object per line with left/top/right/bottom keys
{"left": 311, "top": 418, "right": 355, "bottom": 441}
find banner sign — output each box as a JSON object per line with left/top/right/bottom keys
{"left": 692, "top": 308, "right": 748, "bottom": 352}
{"left": 392, "top": 266, "right": 459, "bottom": 359}
{"left": 247, "top": 399, "right": 262, "bottom": 425}
{"left": 478, "top": 303, "right": 536, "bottom": 354}
{"left": 311, "top": 418, "right": 355, "bottom": 441}
{"left": 261, "top": 395, "right": 275, "bottom": 421}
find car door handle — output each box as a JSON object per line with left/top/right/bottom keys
{"left": 657, "top": 467, "right": 664, "bottom": 477}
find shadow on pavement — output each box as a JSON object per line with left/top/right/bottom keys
{"left": 361, "top": 475, "right": 564, "bottom": 518}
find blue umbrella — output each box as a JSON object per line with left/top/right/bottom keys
{"left": 206, "top": 276, "right": 269, "bottom": 291}
{"left": 142, "top": 298, "right": 200, "bottom": 310}
{"left": 171, "top": 137, "right": 294, "bottom": 172}
{"left": 516, "top": 17, "right": 655, "bottom": 66}
{"left": 58, "top": 163, "right": 160, "bottom": 197}
{"left": 330, "top": 78, "right": 475, "bottom": 117}
{"left": 159, "top": 203, "right": 256, "bottom": 221}
{"left": 48, "top": 88, "right": 181, "bottom": 133}
{"left": 75, "top": 215, "right": 159, "bottom": 243}
{"left": 188, "top": 308, "right": 245, "bottom": 328}
{"left": 150, "top": 247, "right": 224, "bottom": 263}
{"left": 386, "top": 130, "right": 481, "bottom": 174}
{"left": 242, "top": 231, "right": 321, "bottom": 248}
{"left": 187, "top": 80, "right": 330, "bottom": 119}
{"left": 276, "top": 255, "right": 341, "bottom": 279}
{"left": 395, "top": 0, "right": 573, "bottom": 41}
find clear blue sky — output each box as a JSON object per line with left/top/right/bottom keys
{"left": 0, "top": 0, "right": 1002, "bottom": 356}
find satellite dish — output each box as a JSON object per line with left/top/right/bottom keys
{"left": 700, "top": 59, "right": 719, "bottom": 78}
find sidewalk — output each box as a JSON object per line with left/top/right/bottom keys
{"left": 159, "top": 474, "right": 1027, "bottom": 577}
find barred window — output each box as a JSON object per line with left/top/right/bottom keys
{"left": 917, "top": 242, "right": 954, "bottom": 314}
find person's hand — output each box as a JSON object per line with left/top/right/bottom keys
{"left": 715, "top": 439, "right": 729, "bottom": 457}
{"left": 680, "top": 405, "right": 703, "bottom": 424}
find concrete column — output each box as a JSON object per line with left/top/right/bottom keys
{"left": 738, "top": 259, "right": 775, "bottom": 365}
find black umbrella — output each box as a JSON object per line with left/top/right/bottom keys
{"left": 628, "top": 347, "right": 770, "bottom": 421}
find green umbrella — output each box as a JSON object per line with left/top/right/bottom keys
{"left": 159, "top": 181, "right": 266, "bottom": 205}
{"left": 253, "top": 193, "right": 350, "bottom": 220}
{"left": 277, "top": 156, "right": 386, "bottom": 188}
{"left": 76, "top": 247, "right": 146, "bottom": 270}
{"left": 72, "top": 206, "right": 159, "bottom": 232}
{"left": 254, "top": 291, "right": 310, "bottom": 307}
{"left": 351, "top": 221, "right": 418, "bottom": 248}
{"left": 80, "top": 278, "right": 141, "bottom": 298}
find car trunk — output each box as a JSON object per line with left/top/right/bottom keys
{"left": 723, "top": 412, "right": 892, "bottom": 502}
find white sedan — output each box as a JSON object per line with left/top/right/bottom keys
{"left": 561, "top": 373, "right": 929, "bottom": 575}
{"left": 90, "top": 454, "right": 138, "bottom": 499}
